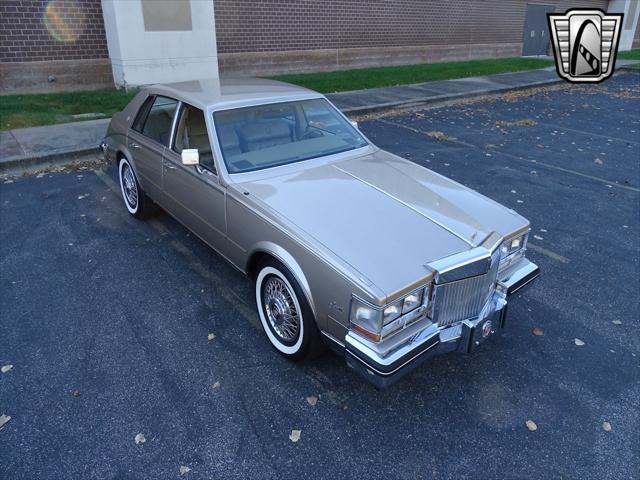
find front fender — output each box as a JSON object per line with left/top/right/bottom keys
{"left": 248, "top": 241, "right": 317, "bottom": 319}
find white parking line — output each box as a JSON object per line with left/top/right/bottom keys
{"left": 378, "top": 119, "right": 640, "bottom": 193}
{"left": 94, "top": 168, "right": 120, "bottom": 194}
{"left": 527, "top": 243, "right": 570, "bottom": 264}
{"left": 537, "top": 122, "right": 640, "bottom": 146}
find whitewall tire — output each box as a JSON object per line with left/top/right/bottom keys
{"left": 254, "top": 259, "right": 325, "bottom": 361}
{"left": 118, "top": 156, "right": 153, "bottom": 219}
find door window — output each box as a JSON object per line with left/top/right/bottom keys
{"left": 133, "top": 95, "right": 178, "bottom": 146}
{"left": 173, "top": 104, "right": 215, "bottom": 173}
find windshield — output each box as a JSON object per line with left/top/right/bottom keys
{"left": 213, "top": 98, "right": 369, "bottom": 174}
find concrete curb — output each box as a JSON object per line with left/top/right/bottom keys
{"left": 0, "top": 147, "right": 101, "bottom": 173}
{"left": 339, "top": 77, "right": 565, "bottom": 115}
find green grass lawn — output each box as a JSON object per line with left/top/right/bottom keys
{"left": 270, "top": 57, "right": 554, "bottom": 93}
{"left": 2, "top": 50, "right": 637, "bottom": 131}
{"left": 619, "top": 48, "right": 640, "bottom": 60}
{"left": 0, "top": 89, "right": 137, "bottom": 131}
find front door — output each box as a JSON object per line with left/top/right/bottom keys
{"left": 522, "top": 4, "right": 554, "bottom": 56}
{"left": 162, "top": 103, "right": 227, "bottom": 254}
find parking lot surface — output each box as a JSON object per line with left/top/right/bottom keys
{"left": 1, "top": 72, "right": 638, "bottom": 479}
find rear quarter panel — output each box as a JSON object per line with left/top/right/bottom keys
{"left": 104, "top": 91, "right": 148, "bottom": 182}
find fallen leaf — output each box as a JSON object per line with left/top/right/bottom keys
{"left": 602, "top": 421, "right": 612, "bottom": 432}
{"left": 526, "top": 420, "right": 538, "bottom": 432}
{"left": 179, "top": 466, "right": 191, "bottom": 475}
{"left": 0, "top": 414, "right": 11, "bottom": 430}
{"left": 289, "top": 430, "right": 301, "bottom": 442}
{"left": 207, "top": 333, "right": 216, "bottom": 341}
{"left": 212, "top": 381, "right": 220, "bottom": 389}
{"left": 1, "top": 364, "right": 13, "bottom": 373}
{"left": 306, "top": 396, "right": 318, "bottom": 406}
{"left": 427, "top": 131, "right": 453, "bottom": 141}
{"left": 574, "top": 338, "right": 585, "bottom": 346}
{"left": 532, "top": 327, "right": 544, "bottom": 337}
{"left": 72, "top": 389, "right": 81, "bottom": 397}
{"left": 612, "top": 320, "right": 622, "bottom": 325}
{"left": 134, "top": 433, "right": 146, "bottom": 444}
{"left": 496, "top": 119, "right": 537, "bottom": 128}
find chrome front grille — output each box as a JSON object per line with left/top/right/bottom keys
{"left": 433, "top": 256, "right": 499, "bottom": 328}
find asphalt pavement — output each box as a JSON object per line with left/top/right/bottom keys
{"left": 1, "top": 71, "right": 639, "bottom": 480}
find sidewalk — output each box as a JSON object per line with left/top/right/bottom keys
{"left": 1, "top": 61, "right": 638, "bottom": 172}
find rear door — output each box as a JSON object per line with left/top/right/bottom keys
{"left": 162, "top": 102, "right": 228, "bottom": 253}
{"left": 127, "top": 95, "right": 179, "bottom": 203}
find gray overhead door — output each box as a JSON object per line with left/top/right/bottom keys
{"left": 522, "top": 4, "right": 555, "bottom": 56}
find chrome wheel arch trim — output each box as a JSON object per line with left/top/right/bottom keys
{"left": 247, "top": 241, "right": 317, "bottom": 320}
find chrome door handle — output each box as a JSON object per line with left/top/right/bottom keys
{"left": 164, "top": 161, "right": 176, "bottom": 170}
{"left": 128, "top": 142, "right": 140, "bottom": 149}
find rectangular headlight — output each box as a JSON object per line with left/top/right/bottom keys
{"left": 349, "top": 298, "right": 383, "bottom": 342}
{"left": 502, "top": 233, "right": 527, "bottom": 256}
{"left": 499, "top": 233, "right": 528, "bottom": 270}
{"left": 383, "top": 300, "right": 402, "bottom": 325}
{"left": 349, "top": 286, "right": 430, "bottom": 342}
{"left": 402, "top": 288, "right": 424, "bottom": 314}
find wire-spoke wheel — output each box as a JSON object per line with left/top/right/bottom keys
{"left": 263, "top": 275, "right": 300, "bottom": 345}
{"left": 255, "top": 260, "right": 325, "bottom": 360}
{"left": 121, "top": 163, "right": 138, "bottom": 211}
{"left": 118, "top": 156, "right": 154, "bottom": 219}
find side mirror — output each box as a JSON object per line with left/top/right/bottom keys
{"left": 181, "top": 149, "right": 199, "bottom": 166}
{"left": 350, "top": 120, "right": 359, "bottom": 130}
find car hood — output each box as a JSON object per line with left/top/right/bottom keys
{"left": 238, "top": 149, "right": 528, "bottom": 299}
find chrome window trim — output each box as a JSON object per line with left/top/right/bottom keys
{"left": 168, "top": 100, "right": 182, "bottom": 151}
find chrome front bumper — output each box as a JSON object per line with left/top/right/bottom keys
{"left": 344, "top": 257, "right": 540, "bottom": 388}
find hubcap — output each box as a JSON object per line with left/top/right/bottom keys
{"left": 263, "top": 276, "right": 299, "bottom": 342}
{"left": 121, "top": 163, "right": 138, "bottom": 208}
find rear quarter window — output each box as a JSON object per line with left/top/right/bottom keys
{"left": 133, "top": 95, "right": 178, "bottom": 146}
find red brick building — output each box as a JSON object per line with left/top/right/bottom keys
{"left": 1, "top": 0, "right": 638, "bottom": 93}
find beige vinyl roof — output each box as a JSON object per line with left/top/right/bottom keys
{"left": 148, "top": 77, "right": 322, "bottom": 110}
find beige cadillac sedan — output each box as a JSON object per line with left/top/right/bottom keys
{"left": 101, "top": 78, "right": 540, "bottom": 387}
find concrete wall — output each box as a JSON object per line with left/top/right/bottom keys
{"left": 101, "top": 0, "right": 219, "bottom": 87}
{"left": 608, "top": 0, "right": 640, "bottom": 50}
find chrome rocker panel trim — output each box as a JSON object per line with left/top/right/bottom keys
{"left": 344, "top": 257, "right": 539, "bottom": 388}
